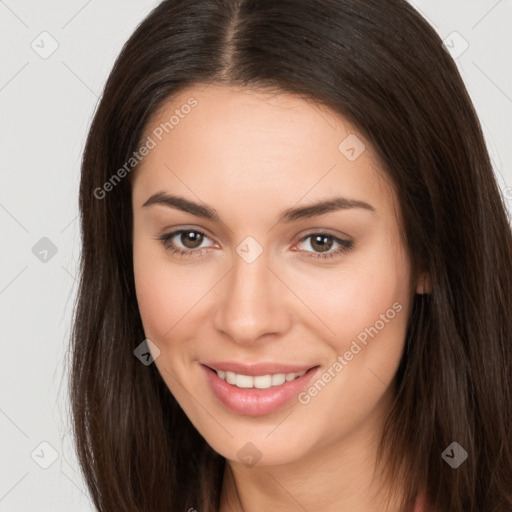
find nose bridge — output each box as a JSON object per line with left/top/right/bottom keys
{"left": 214, "top": 243, "right": 290, "bottom": 343}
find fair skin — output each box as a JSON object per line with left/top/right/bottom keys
{"left": 131, "top": 84, "right": 428, "bottom": 511}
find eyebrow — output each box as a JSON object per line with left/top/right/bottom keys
{"left": 142, "top": 191, "right": 376, "bottom": 223}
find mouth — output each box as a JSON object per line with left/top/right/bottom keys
{"left": 200, "top": 363, "right": 320, "bottom": 416}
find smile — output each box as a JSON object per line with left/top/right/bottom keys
{"left": 200, "top": 363, "right": 320, "bottom": 416}
{"left": 214, "top": 369, "right": 307, "bottom": 389}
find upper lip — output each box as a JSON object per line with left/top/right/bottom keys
{"left": 201, "top": 361, "right": 318, "bottom": 376}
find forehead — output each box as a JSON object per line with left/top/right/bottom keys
{"left": 132, "top": 84, "right": 395, "bottom": 221}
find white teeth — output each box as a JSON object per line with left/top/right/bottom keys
{"left": 235, "top": 374, "right": 253, "bottom": 388}
{"left": 271, "top": 373, "right": 286, "bottom": 386}
{"left": 253, "top": 375, "right": 272, "bottom": 389}
{"left": 215, "top": 369, "right": 307, "bottom": 389}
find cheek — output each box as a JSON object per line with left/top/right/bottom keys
{"left": 132, "top": 236, "right": 206, "bottom": 343}
{"left": 291, "top": 242, "right": 411, "bottom": 435}
{"left": 287, "top": 235, "right": 411, "bottom": 353}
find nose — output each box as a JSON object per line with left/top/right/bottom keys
{"left": 213, "top": 248, "right": 292, "bottom": 345}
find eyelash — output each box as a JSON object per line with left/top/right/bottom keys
{"left": 156, "top": 229, "right": 354, "bottom": 260}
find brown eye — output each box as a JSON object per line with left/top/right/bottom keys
{"left": 180, "top": 230, "right": 204, "bottom": 249}
{"left": 309, "top": 234, "right": 334, "bottom": 253}
{"left": 157, "top": 229, "right": 216, "bottom": 258}
{"left": 295, "top": 232, "right": 354, "bottom": 260}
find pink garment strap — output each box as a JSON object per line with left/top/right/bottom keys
{"left": 413, "top": 493, "right": 427, "bottom": 512}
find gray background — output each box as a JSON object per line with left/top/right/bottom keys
{"left": 1, "top": 1, "right": 511, "bottom": 510}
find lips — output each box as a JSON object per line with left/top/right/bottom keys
{"left": 201, "top": 361, "right": 316, "bottom": 376}
{"left": 200, "top": 363, "right": 321, "bottom": 415}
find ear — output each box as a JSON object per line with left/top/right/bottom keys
{"left": 415, "top": 272, "right": 431, "bottom": 294}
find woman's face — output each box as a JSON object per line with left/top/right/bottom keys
{"left": 132, "top": 84, "right": 418, "bottom": 466}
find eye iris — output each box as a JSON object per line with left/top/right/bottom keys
{"left": 311, "top": 234, "right": 333, "bottom": 252}
{"left": 181, "top": 231, "right": 203, "bottom": 249}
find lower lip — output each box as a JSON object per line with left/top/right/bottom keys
{"left": 201, "top": 364, "right": 320, "bottom": 416}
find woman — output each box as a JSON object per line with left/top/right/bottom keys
{"left": 69, "top": 1, "right": 512, "bottom": 511}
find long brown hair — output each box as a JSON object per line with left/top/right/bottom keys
{"left": 68, "top": 0, "right": 512, "bottom": 510}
